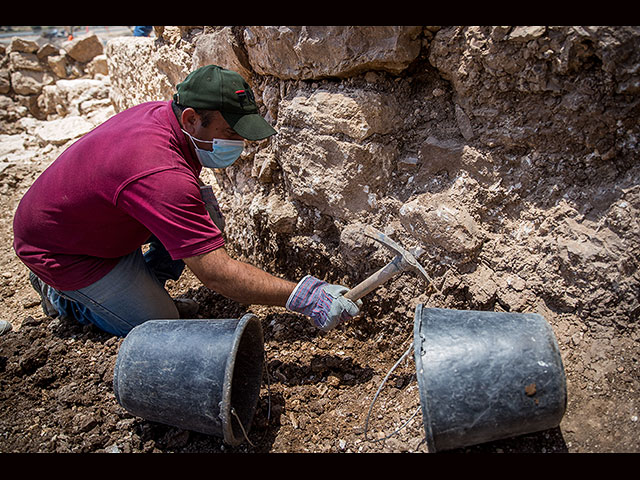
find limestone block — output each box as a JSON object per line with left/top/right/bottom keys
{"left": 278, "top": 88, "right": 399, "bottom": 141}
{"left": 274, "top": 87, "right": 398, "bottom": 218}
{"left": 40, "top": 79, "right": 110, "bottom": 117}
{"left": 36, "top": 43, "right": 60, "bottom": 60}
{"left": 7, "top": 37, "right": 38, "bottom": 54}
{"left": 47, "top": 55, "right": 68, "bottom": 79}
{"left": 10, "top": 70, "right": 53, "bottom": 95}
{"left": 106, "top": 37, "right": 191, "bottom": 112}
{"left": 399, "top": 192, "right": 483, "bottom": 256}
{"left": 33, "top": 115, "right": 95, "bottom": 145}
{"left": 277, "top": 132, "right": 395, "bottom": 219}
{"left": 244, "top": 26, "right": 422, "bottom": 79}
{"left": 9, "top": 52, "right": 43, "bottom": 72}
{"left": 192, "top": 28, "right": 252, "bottom": 81}
{"left": 63, "top": 34, "right": 104, "bottom": 63}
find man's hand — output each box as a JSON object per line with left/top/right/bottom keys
{"left": 185, "top": 250, "right": 361, "bottom": 331}
{"left": 286, "top": 275, "right": 362, "bottom": 331}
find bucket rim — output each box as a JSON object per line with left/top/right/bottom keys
{"left": 412, "top": 303, "right": 437, "bottom": 452}
{"left": 220, "top": 313, "right": 263, "bottom": 445}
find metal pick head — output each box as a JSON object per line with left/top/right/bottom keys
{"left": 363, "top": 225, "right": 438, "bottom": 293}
{"left": 412, "top": 256, "right": 431, "bottom": 283}
{"left": 363, "top": 225, "right": 410, "bottom": 258}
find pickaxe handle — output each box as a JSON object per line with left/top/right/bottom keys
{"left": 343, "top": 255, "right": 404, "bottom": 302}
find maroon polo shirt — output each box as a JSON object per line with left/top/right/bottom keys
{"left": 13, "top": 101, "right": 224, "bottom": 291}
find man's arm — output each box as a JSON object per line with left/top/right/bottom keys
{"left": 184, "top": 246, "right": 362, "bottom": 332}
{"left": 184, "top": 247, "right": 296, "bottom": 306}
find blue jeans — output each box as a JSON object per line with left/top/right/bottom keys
{"left": 44, "top": 236, "right": 185, "bottom": 337}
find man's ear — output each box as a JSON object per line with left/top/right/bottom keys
{"left": 181, "top": 107, "right": 198, "bottom": 133}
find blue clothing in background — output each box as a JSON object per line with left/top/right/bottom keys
{"left": 133, "top": 26, "right": 152, "bottom": 37}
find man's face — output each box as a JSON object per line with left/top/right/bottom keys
{"left": 183, "top": 109, "right": 245, "bottom": 152}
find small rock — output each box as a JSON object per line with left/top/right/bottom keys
{"left": 22, "top": 297, "right": 41, "bottom": 308}
{"left": 63, "top": 34, "right": 104, "bottom": 63}
{"left": 507, "top": 26, "right": 546, "bottom": 42}
{"left": 8, "top": 37, "right": 39, "bottom": 54}
{"left": 18, "top": 344, "right": 48, "bottom": 374}
{"left": 73, "top": 412, "right": 98, "bottom": 433}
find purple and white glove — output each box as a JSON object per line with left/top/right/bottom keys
{"left": 286, "top": 275, "right": 362, "bottom": 331}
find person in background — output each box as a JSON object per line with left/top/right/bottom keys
{"left": 133, "top": 26, "right": 153, "bottom": 37}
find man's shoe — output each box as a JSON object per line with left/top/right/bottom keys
{"left": 29, "top": 272, "right": 59, "bottom": 318}
{"left": 173, "top": 298, "right": 199, "bottom": 318}
{"left": 0, "top": 320, "right": 12, "bottom": 336}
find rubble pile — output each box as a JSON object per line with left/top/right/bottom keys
{"left": 0, "top": 34, "right": 109, "bottom": 129}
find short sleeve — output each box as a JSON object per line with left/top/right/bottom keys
{"left": 115, "top": 168, "right": 224, "bottom": 259}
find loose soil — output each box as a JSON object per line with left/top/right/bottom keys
{"left": 1, "top": 136, "right": 639, "bottom": 455}
{"left": 0, "top": 276, "right": 570, "bottom": 454}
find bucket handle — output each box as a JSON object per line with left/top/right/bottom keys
{"left": 363, "top": 337, "right": 423, "bottom": 443}
{"left": 229, "top": 349, "right": 273, "bottom": 448}
{"left": 231, "top": 407, "right": 256, "bottom": 447}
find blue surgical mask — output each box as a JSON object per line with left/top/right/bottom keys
{"left": 182, "top": 129, "right": 244, "bottom": 169}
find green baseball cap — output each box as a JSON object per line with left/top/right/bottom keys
{"left": 174, "top": 65, "right": 277, "bottom": 141}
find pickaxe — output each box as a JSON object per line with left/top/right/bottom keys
{"left": 344, "top": 225, "right": 437, "bottom": 302}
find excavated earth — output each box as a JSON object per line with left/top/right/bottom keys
{"left": 0, "top": 72, "right": 436, "bottom": 455}
{"left": 0, "top": 130, "right": 637, "bottom": 455}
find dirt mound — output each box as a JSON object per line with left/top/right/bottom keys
{"left": 2, "top": 280, "right": 575, "bottom": 453}
{"left": 1, "top": 281, "right": 426, "bottom": 453}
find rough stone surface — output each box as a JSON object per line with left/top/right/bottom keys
{"left": 63, "top": 34, "right": 104, "bottom": 63}
{"left": 192, "top": 28, "right": 252, "bottom": 81}
{"left": 243, "top": 26, "right": 423, "bottom": 79}
{"left": 0, "top": 32, "right": 109, "bottom": 122}
{"left": 105, "top": 37, "right": 191, "bottom": 112}
{"left": 32, "top": 115, "right": 95, "bottom": 145}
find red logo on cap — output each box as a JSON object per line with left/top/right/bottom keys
{"left": 235, "top": 88, "right": 254, "bottom": 105}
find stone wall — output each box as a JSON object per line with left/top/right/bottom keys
{"left": 103, "top": 26, "right": 640, "bottom": 329}
{"left": 0, "top": 34, "right": 109, "bottom": 127}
